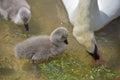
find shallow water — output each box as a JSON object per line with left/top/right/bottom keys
{"left": 0, "top": 0, "right": 120, "bottom": 80}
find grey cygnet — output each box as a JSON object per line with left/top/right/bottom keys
{"left": 14, "top": 27, "right": 69, "bottom": 63}
{"left": 0, "top": 0, "right": 31, "bottom": 31}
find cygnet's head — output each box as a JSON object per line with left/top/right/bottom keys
{"left": 13, "top": 7, "right": 31, "bottom": 31}
{"left": 50, "top": 27, "right": 69, "bottom": 46}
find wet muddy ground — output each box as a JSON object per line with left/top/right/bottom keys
{"left": 0, "top": 0, "right": 120, "bottom": 80}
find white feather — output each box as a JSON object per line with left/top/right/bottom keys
{"left": 62, "top": 0, "right": 120, "bottom": 52}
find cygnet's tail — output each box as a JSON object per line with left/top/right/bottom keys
{"left": 14, "top": 44, "right": 24, "bottom": 58}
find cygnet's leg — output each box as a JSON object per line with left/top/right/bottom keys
{"left": 30, "top": 53, "right": 36, "bottom": 64}
{"left": 30, "top": 59, "right": 35, "bottom": 64}
{"left": 32, "top": 63, "right": 41, "bottom": 77}
{"left": 30, "top": 59, "right": 42, "bottom": 77}
{"left": 23, "top": 62, "right": 41, "bottom": 78}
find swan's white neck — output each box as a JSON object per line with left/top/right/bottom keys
{"left": 62, "top": 0, "right": 79, "bottom": 23}
{"left": 62, "top": 0, "right": 79, "bottom": 16}
{"left": 62, "top": 0, "right": 120, "bottom": 31}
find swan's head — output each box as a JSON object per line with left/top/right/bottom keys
{"left": 50, "top": 27, "right": 69, "bottom": 46}
{"left": 73, "top": 27, "right": 100, "bottom": 60}
{"left": 13, "top": 7, "right": 31, "bottom": 31}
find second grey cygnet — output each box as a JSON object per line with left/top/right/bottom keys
{"left": 14, "top": 27, "right": 69, "bottom": 63}
{"left": 0, "top": 0, "right": 31, "bottom": 31}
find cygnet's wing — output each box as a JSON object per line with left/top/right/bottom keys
{"left": 14, "top": 36, "right": 49, "bottom": 59}
{"left": 14, "top": 40, "right": 38, "bottom": 59}
{"left": 31, "top": 44, "right": 60, "bottom": 61}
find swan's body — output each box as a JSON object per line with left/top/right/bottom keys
{"left": 62, "top": 0, "right": 120, "bottom": 63}
{"left": 14, "top": 27, "right": 68, "bottom": 63}
{"left": 0, "top": 0, "right": 31, "bottom": 31}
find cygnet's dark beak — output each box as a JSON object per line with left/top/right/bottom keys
{"left": 24, "top": 24, "right": 29, "bottom": 31}
{"left": 64, "top": 39, "right": 68, "bottom": 45}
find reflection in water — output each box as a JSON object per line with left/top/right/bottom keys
{"left": 0, "top": 0, "right": 120, "bottom": 80}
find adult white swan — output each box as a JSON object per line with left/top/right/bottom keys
{"left": 62, "top": 0, "right": 120, "bottom": 66}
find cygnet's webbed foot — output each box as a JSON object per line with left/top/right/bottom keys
{"left": 24, "top": 23, "right": 29, "bottom": 31}
{"left": 87, "top": 44, "right": 107, "bottom": 67}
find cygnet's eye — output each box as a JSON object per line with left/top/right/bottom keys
{"left": 61, "top": 36, "right": 67, "bottom": 40}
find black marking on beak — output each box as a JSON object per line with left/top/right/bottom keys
{"left": 86, "top": 44, "right": 100, "bottom": 60}
{"left": 24, "top": 24, "right": 29, "bottom": 31}
{"left": 64, "top": 39, "right": 68, "bottom": 45}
